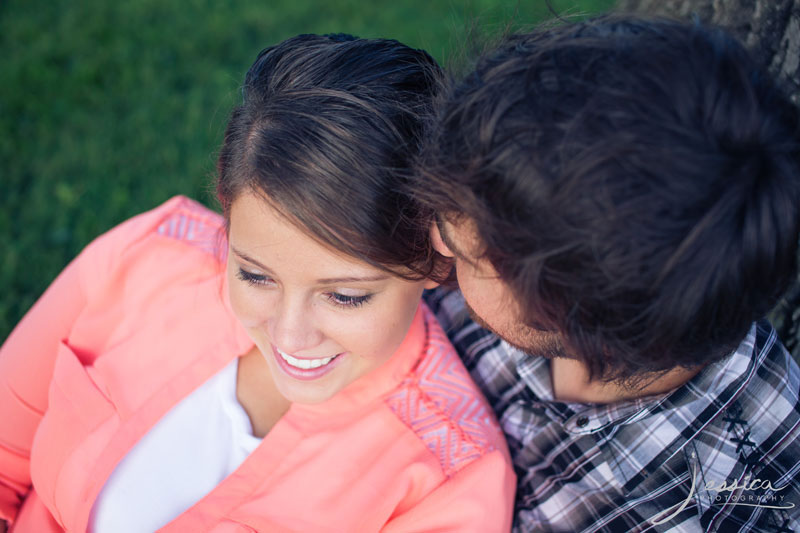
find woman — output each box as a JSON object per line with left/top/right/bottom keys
{"left": 0, "top": 34, "right": 514, "bottom": 532}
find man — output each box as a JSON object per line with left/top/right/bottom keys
{"left": 418, "top": 14, "right": 800, "bottom": 532}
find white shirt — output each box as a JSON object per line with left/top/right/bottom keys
{"left": 89, "top": 358, "right": 261, "bottom": 532}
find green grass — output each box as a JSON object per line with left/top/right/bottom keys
{"left": 1, "top": 0, "right": 614, "bottom": 340}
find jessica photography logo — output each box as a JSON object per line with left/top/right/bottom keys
{"left": 651, "top": 463, "right": 795, "bottom": 525}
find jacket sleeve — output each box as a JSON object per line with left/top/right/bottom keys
{"left": 381, "top": 449, "right": 517, "bottom": 533}
{"left": 0, "top": 251, "right": 88, "bottom": 524}
{"left": 0, "top": 196, "right": 193, "bottom": 526}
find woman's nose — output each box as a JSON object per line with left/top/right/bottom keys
{"left": 267, "top": 296, "right": 324, "bottom": 355}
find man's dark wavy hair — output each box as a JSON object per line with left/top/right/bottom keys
{"left": 217, "top": 34, "right": 445, "bottom": 281}
{"left": 416, "top": 15, "right": 800, "bottom": 381}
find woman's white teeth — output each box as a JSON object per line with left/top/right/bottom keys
{"left": 277, "top": 348, "right": 336, "bottom": 370}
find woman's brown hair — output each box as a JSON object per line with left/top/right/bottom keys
{"left": 217, "top": 34, "right": 445, "bottom": 281}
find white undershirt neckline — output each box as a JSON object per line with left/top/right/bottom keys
{"left": 88, "top": 358, "right": 261, "bottom": 533}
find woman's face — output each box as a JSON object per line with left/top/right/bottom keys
{"left": 227, "top": 192, "right": 435, "bottom": 404}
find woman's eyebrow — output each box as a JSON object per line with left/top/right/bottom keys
{"left": 231, "top": 246, "right": 389, "bottom": 284}
{"left": 232, "top": 247, "right": 274, "bottom": 273}
{"left": 315, "top": 274, "right": 390, "bottom": 284}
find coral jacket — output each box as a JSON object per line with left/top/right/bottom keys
{"left": 0, "top": 196, "right": 515, "bottom": 532}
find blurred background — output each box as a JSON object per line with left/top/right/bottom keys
{"left": 1, "top": 0, "right": 614, "bottom": 340}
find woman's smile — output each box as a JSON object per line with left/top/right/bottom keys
{"left": 272, "top": 345, "right": 346, "bottom": 381}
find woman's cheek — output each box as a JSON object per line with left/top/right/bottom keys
{"left": 229, "top": 283, "right": 267, "bottom": 329}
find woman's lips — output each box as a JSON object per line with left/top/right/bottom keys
{"left": 272, "top": 345, "right": 345, "bottom": 381}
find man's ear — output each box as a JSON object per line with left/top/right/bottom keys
{"left": 430, "top": 221, "right": 454, "bottom": 258}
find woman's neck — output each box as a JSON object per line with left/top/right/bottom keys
{"left": 236, "top": 346, "right": 291, "bottom": 438}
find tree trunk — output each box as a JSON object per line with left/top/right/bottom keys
{"left": 617, "top": 0, "right": 800, "bottom": 355}
{"left": 617, "top": 0, "right": 800, "bottom": 102}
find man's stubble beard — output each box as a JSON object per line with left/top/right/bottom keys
{"left": 462, "top": 298, "right": 568, "bottom": 359}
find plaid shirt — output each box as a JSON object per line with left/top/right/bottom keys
{"left": 424, "top": 288, "right": 800, "bottom": 533}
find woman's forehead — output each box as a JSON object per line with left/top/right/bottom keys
{"left": 228, "top": 192, "right": 388, "bottom": 279}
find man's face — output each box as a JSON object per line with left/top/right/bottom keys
{"left": 431, "top": 218, "right": 566, "bottom": 358}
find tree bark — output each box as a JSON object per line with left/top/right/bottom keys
{"left": 617, "top": 0, "right": 800, "bottom": 100}
{"left": 617, "top": 0, "right": 800, "bottom": 355}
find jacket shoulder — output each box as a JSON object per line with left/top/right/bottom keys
{"left": 384, "top": 306, "right": 505, "bottom": 478}
{"left": 151, "top": 195, "right": 225, "bottom": 256}
{"left": 89, "top": 195, "right": 222, "bottom": 257}
{"left": 76, "top": 196, "right": 225, "bottom": 293}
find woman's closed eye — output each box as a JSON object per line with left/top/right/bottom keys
{"left": 327, "top": 292, "right": 372, "bottom": 309}
{"left": 237, "top": 268, "right": 275, "bottom": 287}
{"left": 238, "top": 267, "right": 373, "bottom": 309}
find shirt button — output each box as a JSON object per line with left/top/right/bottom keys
{"left": 576, "top": 416, "right": 590, "bottom": 428}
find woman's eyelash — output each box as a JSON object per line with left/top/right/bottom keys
{"left": 328, "top": 293, "right": 372, "bottom": 308}
{"left": 237, "top": 268, "right": 272, "bottom": 286}
{"left": 238, "top": 268, "right": 372, "bottom": 308}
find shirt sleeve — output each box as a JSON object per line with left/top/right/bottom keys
{"left": 381, "top": 450, "right": 516, "bottom": 533}
{"left": 0, "top": 251, "right": 88, "bottom": 524}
